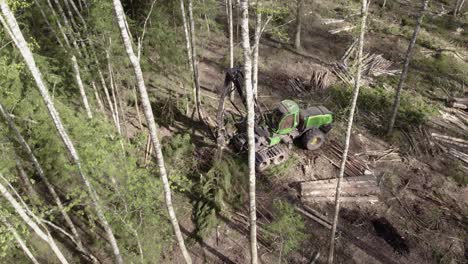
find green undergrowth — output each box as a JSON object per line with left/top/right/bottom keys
{"left": 265, "top": 200, "right": 309, "bottom": 258}
{"left": 326, "top": 83, "right": 437, "bottom": 133}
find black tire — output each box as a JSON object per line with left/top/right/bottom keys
{"left": 256, "top": 158, "right": 270, "bottom": 172}
{"left": 302, "top": 128, "right": 325, "bottom": 151}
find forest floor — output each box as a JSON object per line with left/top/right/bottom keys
{"left": 131, "top": 0, "right": 468, "bottom": 263}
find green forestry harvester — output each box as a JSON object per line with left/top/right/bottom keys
{"left": 217, "top": 68, "right": 333, "bottom": 171}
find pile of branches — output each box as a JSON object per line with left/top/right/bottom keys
{"left": 332, "top": 40, "right": 400, "bottom": 86}
{"left": 322, "top": 140, "right": 371, "bottom": 177}
{"left": 429, "top": 108, "right": 468, "bottom": 169}
{"left": 287, "top": 70, "right": 330, "bottom": 95}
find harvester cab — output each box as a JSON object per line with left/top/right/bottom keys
{"left": 216, "top": 67, "right": 334, "bottom": 171}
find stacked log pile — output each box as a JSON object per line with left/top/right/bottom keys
{"left": 300, "top": 175, "right": 379, "bottom": 203}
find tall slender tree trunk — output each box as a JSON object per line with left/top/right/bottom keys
{"left": 228, "top": 0, "right": 235, "bottom": 100}
{"left": 387, "top": 0, "right": 430, "bottom": 134}
{"left": 92, "top": 81, "right": 105, "bottom": 113}
{"left": 14, "top": 157, "right": 39, "bottom": 201}
{"left": 71, "top": 55, "right": 93, "bottom": 118}
{"left": 0, "top": 4, "right": 123, "bottom": 263}
{"left": 107, "top": 49, "right": 122, "bottom": 135}
{"left": 252, "top": 7, "right": 261, "bottom": 98}
{"left": 112, "top": 1, "right": 192, "bottom": 263}
{"left": 295, "top": 0, "right": 303, "bottom": 50}
{"left": 240, "top": 0, "right": 257, "bottom": 263}
{"left": 180, "top": 0, "right": 195, "bottom": 105}
{"left": 2, "top": 219, "right": 40, "bottom": 264}
{"left": 327, "top": 1, "right": 369, "bottom": 263}
{"left": 99, "top": 69, "right": 118, "bottom": 125}
{"left": 0, "top": 176, "right": 69, "bottom": 264}
{"left": 187, "top": 0, "right": 204, "bottom": 120}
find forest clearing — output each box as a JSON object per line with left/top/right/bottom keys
{"left": 0, "top": 0, "right": 467, "bottom": 263}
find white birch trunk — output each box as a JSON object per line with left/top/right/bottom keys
{"left": 14, "top": 157, "right": 39, "bottom": 201}
{"left": 252, "top": 9, "right": 261, "bottom": 98}
{"left": 71, "top": 55, "right": 93, "bottom": 119}
{"left": 240, "top": 0, "right": 257, "bottom": 263}
{"left": 327, "top": 1, "right": 369, "bottom": 263}
{"left": 99, "top": 68, "right": 118, "bottom": 125}
{"left": 387, "top": 0, "right": 430, "bottom": 134}
{"left": 112, "top": 1, "right": 192, "bottom": 263}
{"left": 107, "top": 49, "right": 122, "bottom": 135}
{"left": 228, "top": 0, "right": 235, "bottom": 100}
{"left": 0, "top": 177, "right": 69, "bottom": 264}
{"left": 295, "top": 0, "right": 303, "bottom": 50}
{"left": 92, "top": 81, "right": 105, "bottom": 113}
{"left": 0, "top": 4, "right": 123, "bottom": 263}
{"left": 2, "top": 219, "right": 40, "bottom": 264}
{"left": 187, "top": 0, "right": 204, "bottom": 120}
{"left": 180, "top": 0, "right": 197, "bottom": 108}
{"left": 50, "top": 0, "right": 82, "bottom": 56}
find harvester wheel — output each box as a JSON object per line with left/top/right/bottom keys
{"left": 256, "top": 158, "right": 270, "bottom": 171}
{"left": 302, "top": 128, "right": 325, "bottom": 151}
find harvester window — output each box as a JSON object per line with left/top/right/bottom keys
{"left": 279, "top": 114, "right": 294, "bottom": 130}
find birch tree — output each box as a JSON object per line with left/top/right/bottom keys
{"left": 71, "top": 55, "right": 93, "bottom": 118}
{"left": 180, "top": 0, "right": 195, "bottom": 100}
{"left": 0, "top": 3, "right": 123, "bottom": 263}
{"left": 0, "top": 175, "right": 69, "bottom": 264}
{"left": 187, "top": 0, "right": 204, "bottom": 120}
{"left": 295, "top": 0, "right": 303, "bottom": 50}
{"left": 112, "top": 1, "right": 192, "bottom": 263}
{"left": 387, "top": 0, "right": 430, "bottom": 134}
{"left": 252, "top": 6, "right": 262, "bottom": 98}
{"left": 240, "top": 0, "right": 258, "bottom": 263}
{"left": 327, "top": 0, "right": 369, "bottom": 263}
{"left": 228, "top": 0, "right": 235, "bottom": 100}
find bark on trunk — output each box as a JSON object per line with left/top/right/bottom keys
{"left": 112, "top": 1, "right": 192, "bottom": 263}
{"left": 295, "top": 0, "right": 303, "bottom": 50}
{"left": 187, "top": 0, "right": 204, "bottom": 120}
{"left": 0, "top": 177, "right": 69, "bottom": 264}
{"left": 327, "top": 1, "right": 369, "bottom": 263}
{"left": 180, "top": 0, "right": 196, "bottom": 105}
{"left": 0, "top": 4, "right": 123, "bottom": 263}
{"left": 2, "top": 218, "right": 40, "bottom": 264}
{"left": 387, "top": 0, "right": 430, "bottom": 134}
{"left": 240, "top": 0, "right": 257, "bottom": 263}
{"left": 228, "top": 0, "right": 235, "bottom": 100}
{"left": 99, "top": 68, "right": 118, "bottom": 125}
{"left": 92, "top": 81, "right": 106, "bottom": 113}
{"left": 252, "top": 8, "right": 261, "bottom": 98}
{"left": 71, "top": 55, "right": 93, "bottom": 118}
{"left": 14, "top": 157, "right": 39, "bottom": 202}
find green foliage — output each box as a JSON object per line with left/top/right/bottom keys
{"left": 163, "top": 133, "right": 195, "bottom": 193}
{"left": 191, "top": 155, "right": 247, "bottom": 239}
{"left": 265, "top": 200, "right": 308, "bottom": 257}
{"left": 412, "top": 54, "right": 468, "bottom": 91}
{"left": 327, "top": 83, "right": 437, "bottom": 131}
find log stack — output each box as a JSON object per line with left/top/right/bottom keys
{"left": 300, "top": 175, "right": 379, "bottom": 203}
